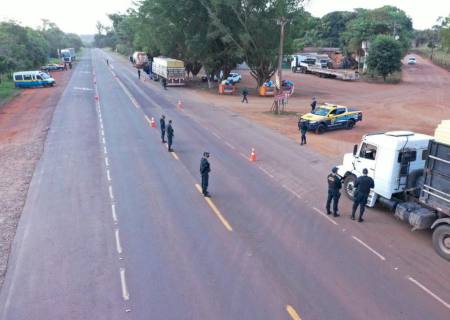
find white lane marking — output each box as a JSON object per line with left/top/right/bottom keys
{"left": 352, "top": 236, "right": 386, "bottom": 261}
{"left": 101, "top": 129, "right": 105, "bottom": 136}
{"left": 312, "top": 207, "right": 339, "bottom": 225}
{"left": 104, "top": 146, "right": 108, "bottom": 154}
{"left": 115, "top": 76, "right": 141, "bottom": 109}
{"left": 282, "top": 184, "right": 302, "bottom": 199}
{"left": 225, "top": 141, "right": 236, "bottom": 150}
{"left": 102, "top": 137, "right": 106, "bottom": 145}
{"left": 239, "top": 152, "right": 248, "bottom": 160}
{"left": 258, "top": 166, "right": 274, "bottom": 179}
{"left": 111, "top": 204, "right": 118, "bottom": 223}
{"left": 105, "top": 157, "right": 109, "bottom": 167}
{"left": 120, "top": 268, "right": 130, "bottom": 301}
{"left": 115, "top": 229, "right": 123, "bottom": 254}
{"left": 109, "top": 185, "right": 114, "bottom": 200}
{"left": 408, "top": 276, "right": 450, "bottom": 310}
{"left": 212, "top": 132, "right": 221, "bottom": 139}
{"left": 100, "top": 122, "right": 104, "bottom": 129}
{"left": 106, "top": 169, "right": 112, "bottom": 181}
{"left": 74, "top": 86, "right": 93, "bottom": 91}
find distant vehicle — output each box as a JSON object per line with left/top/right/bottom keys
{"left": 41, "top": 63, "right": 65, "bottom": 71}
{"left": 13, "top": 71, "right": 55, "bottom": 88}
{"left": 300, "top": 103, "right": 362, "bottom": 134}
{"left": 408, "top": 56, "right": 417, "bottom": 65}
{"left": 291, "top": 54, "right": 358, "bottom": 80}
{"left": 152, "top": 56, "right": 185, "bottom": 86}
{"left": 337, "top": 126, "right": 450, "bottom": 261}
{"left": 132, "top": 51, "right": 149, "bottom": 69}
{"left": 60, "top": 49, "right": 72, "bottom": 63}
{"left": 227, "top": 72, "right": 241, "bottom": 83}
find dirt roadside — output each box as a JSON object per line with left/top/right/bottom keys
{"left": 187, "top": 54, "right": 450, "bottom": 159}
{"left": 0, "top": 69, "right": 73, "bottom": 288}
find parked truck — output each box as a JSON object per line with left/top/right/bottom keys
{"left": 132, "top": 51, "right": 149, "bottom": 69}
{"left": 151, "top": 56, "right": 185, "bottom": 86}
{"left": 291, "top": 54, "right": 359, "bottom": 81}
{"left": 60, "top": 49, "right": 72, "bottom": 63}
{"left": 337, "top": 125, "right": 450, "bottom": 261}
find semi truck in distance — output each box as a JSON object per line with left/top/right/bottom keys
{"left": 337, "top": 123, "right": 450, "bottom": 261}
{"left": 151, "top": 56, "right": 185, "bottom": 86}
{"left": 132, "top": 51, "right": 149, "bottom": 69}
{"left": 60, "top": 48, "right": 76, "bottom": 62}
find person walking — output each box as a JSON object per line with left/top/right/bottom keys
{"left": 64, "top": 63, "right": 68, "bottom": 71}
{"left": 241, "top": 87, "right": 249, "bottom": 103}
{"left": 351, "top": 168, "right": 375, "bottom": 222}
{"left": 298, "top": 119, "right": 308, "bottom": 145}
{"left": 106, "top": 59, "right": 109, "bottom": 66}
{"left": 326, "top": 167, "right": 342, "bottom": 217}
{"left": 162, "top": 78, "right": 167, "bottom": 90}
{"left": 68, "top": 62, "right": 72, "bottom": 69}
{"left": 311, "top": 96, "right": 317, "bottom": 113}
{"left": 137, "top": 69, "right": 141, "bottom": 80}
{"left": 200, "top": 152, "right": 211, "bottom": 197}
{"left": 167, "top": 120, "right": 174, "bottom": 152}
{"left": 159, "top": 115, "right": 166, "bottom": 143}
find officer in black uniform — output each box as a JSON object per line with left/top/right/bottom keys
{"left": 137, "top": 69, "right": 141, "bottom": 80}
{"left": 159, "top": 115, "right": 166, "bottom": 143}
{"left": 311, "top": 97, "right": 317, "bottom": 112}
{"left": 298, "top": 119, "right": 308, "bottom": 145}
{"left": 326, "top": 167, "right": 342, "bottom": 217}
{"left": 351, "top": 168, "right": 375, "bottom": 222}
{"left": 167, "top": 120, "right": 174, "bottom": 152}
{"left": 200, "top": 152, "right": 211, "bottom": 197}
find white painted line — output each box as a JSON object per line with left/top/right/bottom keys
{"left": 258, "top": 166, "right": 274, "bottom": 179}
{"left": 101, "top": 129, "right": 105, "bottom": 136}
{"left": 408, "top": 277, "right": 450, "bottom": 310}
{"left": 352, "top": 236, "right": 386, "bottom": 261}
{"left": 115, "top": 229, "right": 123, "bottom": 254}
{"left": 225, "top": 141, "right": 236, "bottom": 150}
{"left": 282, "top": 184, "right": 302, "bottom": 199}
{"left": 312, "top": 207, "right": 339, "bottom": 225}
{"left": 120, "top": 268, "right": 130, "bottom": 301}
{"left": 212, "top": 132, "right": 221, "bottom": 139}
{"left": 239, "top": 152, "right": 248, "bottom": 160}
{"left": 104, "top": 146, "right": 108, "bottom": 154}
{"left": 111, "top": 204, "right": 118, "bottom": 223}
{"left": 100, "top": 122, "right": 103, "bottom": 129}
{"left": 106, "top": 169, "right": 112, "bottom": 181}
{"left": 109, "top": 185, "right": 114, "bottom": 200}
{"left": 105, "top": 157, "right": 109, "bottom": 167}
{"left": 102, "top": 137, "right": 106, "bottom": 145}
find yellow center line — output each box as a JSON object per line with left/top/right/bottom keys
{"left": 171, "top": 152, "right": 180, "bottom": 160}
{"left": 286, "top": 305, "right": 302, "bottom": 320}
{"left": 195, "top": 184, "right": 233, "bottom": 232}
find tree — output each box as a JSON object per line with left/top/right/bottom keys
{"left": 366, "top": 34, "right": 402, "bottom": 81}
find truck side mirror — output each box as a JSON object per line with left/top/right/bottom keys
{"left": 353, "top": 144, "right": 358, "bottom": 156}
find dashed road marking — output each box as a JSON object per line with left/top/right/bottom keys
{"left": 408, "top": 276, "right": 450, "bottom": 310}
{"left": 352, "top": 236, "right": 386, "bottom": 261}
{"left": 195, "top": 184, "right": 233, "bottom": 232}
{"left": 105, "top": 157, "right": 109, "bottom": 167}
{"left": 111, "top": 204, "right": 118, "bottom": 223}
{"left": 104, "top": 146, "right": 108, "bottom": 154}
{"left": 171, "top": 152, "right": 180, "bottom": 160}
{"left": 312, "top": 207, "right": 338, "bottom": 226}
{"left": 144, "top": 115, "right": 152, "bottom": 125}
{"left": 106, "top": 169, "right": 112, "bottom": 181}
{"left": 286, "top": 305, "right": 302, "bottom": 320}
{"left": 212, "top": 132, "right": 221, "bottom": 139}
{"left": 101, "top": 129, "right": 105, "bottom": 136}
{"left": 102, "top": 137, "right": 106, "bottom": 145}
{"left": 282, "top": 184, "right": 302, "bottom": 199}
{"left": 115, "top": 229, "right": 123, "bottom": 255}
{"left": 258, "top": 166, "right": 274, "bottom": 179}
{"left": 120, "top": 268, "right": 130, "bottom": 301}
{"left": 239, "top": 152, "right": 248, "bottom": 160}
{"left": 109, "top": 185, "right": 114, "bottom": 201}
{"left": 225, "top": 141, "right": 236, "bottom": 150}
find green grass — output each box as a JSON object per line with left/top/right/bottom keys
{"left": 413, "top": 47, "right": 450, "bottom": 70}
{"left": 0, "top": 78, "right": 20, "bottom": 106}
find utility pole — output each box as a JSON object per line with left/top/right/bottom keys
{"left": 273, "top": 16, "right": 288, "bottom": 114}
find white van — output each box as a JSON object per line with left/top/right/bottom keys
{"left": 13, "top": 71, "right": 55, "bottom": 88}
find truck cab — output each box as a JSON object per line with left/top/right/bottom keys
{"left": 337, "top": 131, "right": 432, "bottom": 206}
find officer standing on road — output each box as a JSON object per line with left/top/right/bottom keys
{"left": 106, "top": 59, "right": 109, "bottom": 66}
{"left": 351, "top": 168, "right": 375, "bottom": 222}
{"left": 241, "top": 87, "right": 249, "bottom": 103}
{"left": 326, "top": 167, "right": 342, "bottom": 217}
{"left": 162, "top": 78, "right": 167, "bottom": 90}
{"left": 137, "top": 69, "right": 141, "bottom": 80}
{"left": 160, "top": 115, "right": 166, "bottom": 143}
{"left": 167, "top": 120, "right": 174, "bottom": 152}
{"left": 311, "top": 96, "right": 317, "bottom": 112}
{"left": 298, "top": 119, "right": 308, "bottom": 145}
{"left": 200, "top": 152, "right": 211, "bottom": 197}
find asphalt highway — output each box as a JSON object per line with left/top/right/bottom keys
{"left": 0, "top": 49, "right": 449, "bottom": 319}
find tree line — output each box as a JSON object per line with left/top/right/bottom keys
{"left": 94, "top": 1, "right": 448, "bottom": 84}
{"left": 0, "top": 20, "right": 83, "bottom": 80}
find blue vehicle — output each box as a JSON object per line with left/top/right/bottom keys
{"left": 13, "top": 71, "right": 55, "bottom": 88}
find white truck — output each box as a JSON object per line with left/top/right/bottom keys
{"left": 60, "top": 48, "right": 76, "bottom": 62}
{"left": 132, "top": 51, "right": 149, "bottom": 69}
{"left": 337, "top": 130, "right": 450, "bottom": 260}
{"left": 291, "top": 54, "right": 359, "bottom": 81}
{"left": 151, "top": 56, "right": 185, "bottom": 86}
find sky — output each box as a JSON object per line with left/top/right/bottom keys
{"left": 0, "top": 0, "right": 449, "bottom": 35}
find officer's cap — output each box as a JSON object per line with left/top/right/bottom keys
{"left": 362, "top": 168, "right": 368, "bottom": 174}
{"left": 332, "top": 167, "right": 338, "bottom": 173}
{"left": 203, "top": 152, "right": 210, "bottom": 157}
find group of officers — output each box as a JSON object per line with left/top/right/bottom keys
{"left": 159, "top": 115, "right": 211, "bottom": 197}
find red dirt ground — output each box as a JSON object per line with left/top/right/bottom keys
{"left": 0, "top": 69, "right": 73, "bottom": 288}
{"left": 189, "top": 54, "right": 450, "bottom": 158}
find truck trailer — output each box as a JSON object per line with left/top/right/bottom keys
{"left": 291, "top": 54, "right": 359, "bottom": 81}
{"left": 337, "top": 126, "right": 450, "bottom": 261}
{"left": 151, "top": 57, "right": 185, "bottom": 86}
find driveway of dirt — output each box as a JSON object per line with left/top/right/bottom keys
{"left": 189, "top": 54, "right": 450, "bottom": 159}
{"left": 0, "top": 69, "right": 73, "bottom": 288}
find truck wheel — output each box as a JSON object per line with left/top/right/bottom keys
{"left": 346, "top": 119, "right": 355, "bottom": 129}
{"left": 432, "top": 225, "right": 450, "bottom": 261}
{"left": 344, "top": 175, "right": 357, "bottom": 200}
{"left": 315, "top": 124, "right": 326, "bottom": 134}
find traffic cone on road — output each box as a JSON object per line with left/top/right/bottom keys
{"left": 150, "top": 117, "right": 156, "bottom": 128}
{"left": 249, "top": 148, "right": 257, "bottom": 162}
{"left": 177, "top": 100, "right": 183, "bottom": 109}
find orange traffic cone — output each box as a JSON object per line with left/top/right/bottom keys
{"left": 177, "top": 100, "right": 183, "bottom": 109}
{"left": 249, "top": 148, "right": 257, "bottom": 162}
{"left": 150, "top": 117, "right": 156, "bottom": 128}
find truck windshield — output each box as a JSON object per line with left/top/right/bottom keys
{"left": 313, "top": 108, "right": 330, "bottom": 116}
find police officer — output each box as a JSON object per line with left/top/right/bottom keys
{"left": 162, "top": 78, "right": 167, "bottom": 90}
{"left": 167, "top": 120, "right": 174, "bottom": 152}
{"left": 160, "top": 115, "right": 166, "bottom": 143}
{"left": 137, "top": 69, "right": 141, "bottom": 80}
{"left": 298, "top": 119, "right": 308, "bottom": 145}
{"left": 351, "top": 168, "right": 375, "bottom": 222}
{"left": 200, "top": 152, "right": 211, "bottom": 197}
{"left": 311, "top": 96, "right": 317, "bottom": 112}
{"left": 326, "top": 167, "right": 341, "bottom": 217}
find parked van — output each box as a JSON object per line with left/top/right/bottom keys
{"left": 13, "top": 71, "right": 55, "bottom": 88}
